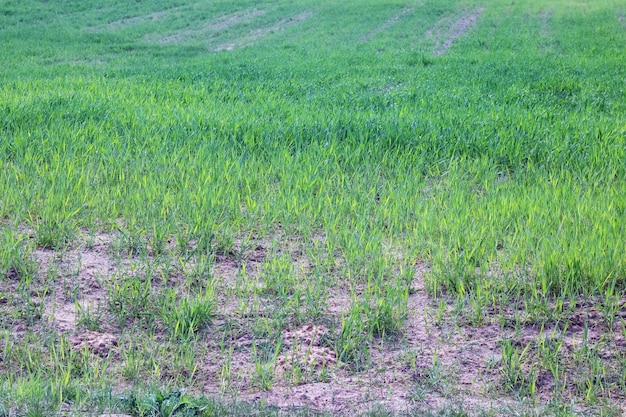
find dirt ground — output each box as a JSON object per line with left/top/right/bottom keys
{"left": 20, "top": 229, "right": 624, "bottom": 415}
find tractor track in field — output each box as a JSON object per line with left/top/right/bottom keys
{"left": 536, "top": 8, "right": 559, "bottom": 53}
{"left": 156, "top": 9, "right": 266, "bottom": 45}
{"left": 428, "top": 6, "right": 485, "bottom": 56}
{"left": 212, "top": 10, "right": 314, "bottom": 52}
{"left": 359, "top": 5, "right": 419, "bottom": 44}
{"left": 84, "top": 6, "right": 185, "bottom": 32}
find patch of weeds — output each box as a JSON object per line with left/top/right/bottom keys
{"left": 409, "top": 403, "right": 471, "bottom": 417}
{"left": 363, "top": 295, "right": 407, "bottom": 338}
{"left": 43, "top": 261, "right": 61, "bottom": 284}
{"left": 182, "top": 254, "right": 213, "bottom": 290}
{"left": 302, "top": 275, "right": 328, "bottom": 321}
{"left": 536, "top": 78, "right": 581, "bottom": 100}
{"left": 212, "top": 232, "right": 235, "bottom": 259}
{"left": 120, "top": 339, "right": 157, "bottom": 382}
{"left": 260, "top": 253, "right": 298, "bottom": 298}
{"left": 618, "top": 340, "right": 626, "bottom": 395}
{"left": 599, "top": 287, "right": 622, "bottom": 329}
{"left": 250, "top": 303, "right": 288, "bottom": 342}
{"left": 15, "top": 289, "right": 46, "bottom": 326}
{"left": 118, "top": 388, "right": 318, "bottom": 417}
{"left": 219, "top": 346, "right": 234, "bottom": 391}
{"left": 535, "top": 325, "right": 567, "bottom": 396}
{"left": 15, "top": 300, "right": 43, "bottom": 325}
{"left": 47, "top": 335, "right": 92, "bottom": 379}
{"left": 162, "top": 338, "right": 205, "bottom": 385}
{"left": 121, "top": 389, "right": 206, "bottom": 417}
{"left": 406, "top": 53, "right": 435, "bottom": 67}
{"left": 148, "top": 222, "right": 171, "bottom": 257}
{"left": 335, "top": 304, "right": 371, "bottom": 371}
{"left": 335, "top": 279, "right": 408, "bottom": 371}
{"left": 571, "top": 324, "right": 611, "bottom": 403}
{"left": 359, "top": 405, "right": 396, "bottom": 417}
{"left": 409, "top": 384, "right": 427, "bottom": 403}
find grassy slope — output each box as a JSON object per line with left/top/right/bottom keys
{"left": 1, "top": 0, "right": 626, "bottom": 415}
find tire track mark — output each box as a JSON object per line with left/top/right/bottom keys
{"left": 428, "top": 6, "right": 485, "bottom": 56}
{"left": 212, "top": 10, "right": 314, "bottom": 52}
{"left": 156, "top": 9, "right": 266, "bottom": 45}
{"left": 359, "top": 5, "right": 418, "bottom": 43}
{"left": 84, "top": 6, "right": 184, "bottom": 32}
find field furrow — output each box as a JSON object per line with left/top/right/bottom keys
{"left": 359, "top": 5, "right": 419, "bottom": 44}
{"left": 428, "top": 6, "right": 485, "bottom": 56}
{"left": 212, "top": 10, "right": 314, "bottom": 51}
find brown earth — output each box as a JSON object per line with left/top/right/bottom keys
{"left": 1, "top": 229, "right": 621, "bottom": 415}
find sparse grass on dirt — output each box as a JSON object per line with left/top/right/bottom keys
{"left": 1, "top": 0, "right": 626, "bottom": 416}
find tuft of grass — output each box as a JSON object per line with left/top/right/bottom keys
{"left": 163, "top": 287, "right": 217, "bottom": 340}
{"left": 0, "top": 229, "right": 36, "bottom": 282}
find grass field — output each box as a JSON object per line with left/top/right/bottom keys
{"left": 1, "top": 0, "right": 626, "bottom": 415}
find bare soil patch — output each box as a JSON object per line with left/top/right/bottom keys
{"left": 195, "top": 264, "right": 511, "bottom": 414}
{"left": 4, "top": 229, "right": 625, "bottom": 415}
{"left": 212, "top": 11, "right": 314, "bottom": 52}
{"left": 428, "top": 7, "right": 485, "bottom": 56}
{"left": 71, "top": 330, "right": 118, "bottom": 356}
{"left": 359, "top": 6, "right": 418, "bottom": 44}
{"left": 38, "top": 233, "right": 118, "bottom": 332}
{"left": 275, "top": 324, "right": 336, "bottom": 383}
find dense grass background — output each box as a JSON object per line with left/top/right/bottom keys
{"left": 1, "top": 0, "right": 626, "bottom": 415}
{"left": 2, "top": 0, "right": 625, "bottom": 296}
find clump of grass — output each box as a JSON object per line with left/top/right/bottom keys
{"left": 34, "top": 217, "right": 76, "bottom": 251}
{"left": 499, "top": 337, "right": 537, "bottom": 399}
{"left": 75, "top": 302, "right": 103, "bottom": 332}
{"left": 163, "top": 287, "right": 216, "bottom": 339}
{"left": 0, "top": 228, "right": 36, "bottom": 281}
{"left": 336, "top": 304, "right": 371, "bottom": 371}
{"left": 107, "top": 272, "right": 157, "bottom": 328}
{"left": 336, "top": 279, "right": 408, "bottom": 370}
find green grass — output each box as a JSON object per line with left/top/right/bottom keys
{"left": 1, "top": 0, "right": 626, "bottom": 415}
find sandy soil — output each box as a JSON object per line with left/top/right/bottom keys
{"left": 12, "top": 230, "right": 622, "bottom": 415}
